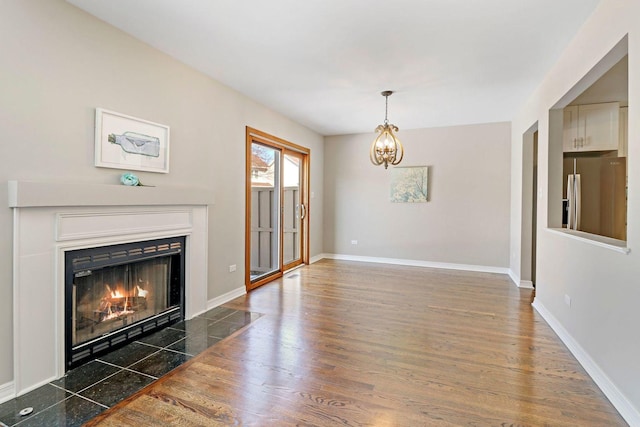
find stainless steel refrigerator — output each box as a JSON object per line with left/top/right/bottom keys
{"left": 563, "top": 153, "right": 627, "bottom": 240}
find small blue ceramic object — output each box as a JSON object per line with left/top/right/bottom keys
{"left": 121, "top": 172, "right": 140, "bottom": 186}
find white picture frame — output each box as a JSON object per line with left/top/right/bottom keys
{"left": 95, "top": 108, "right": 170, "bottom": 173}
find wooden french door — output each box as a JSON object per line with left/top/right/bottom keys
{"left": 245, "top": 128, "right": 309, "bottom": 291}
{"left": 282, "top": 150, "right": 306, "bottom": 271}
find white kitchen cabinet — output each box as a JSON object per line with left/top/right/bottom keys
{"left": 563, "top": 102, "right": 619, "bottom": 152}
{"left": 619, "top": 106, "right": 628, "bottom": 157}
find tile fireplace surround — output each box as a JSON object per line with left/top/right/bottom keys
{"left": 7, "top": 181, "right": 213, "bottom": 398}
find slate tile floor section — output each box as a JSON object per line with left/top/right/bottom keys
{"left": 0, "top": 307, "right": 261, "bottom": 427}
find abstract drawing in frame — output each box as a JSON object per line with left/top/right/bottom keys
{"left": 390, "top": 166, "right": 429, "bottom": 203}
{"left": 95, "top": 108, "right": 170, "bottom": 173}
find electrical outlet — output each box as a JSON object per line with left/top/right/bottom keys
{"left": 564, "top": 294, "right": 571, "bottom": 307}
{"left": 229, "top": 264, "right": 236, "bottom": 273}
{"left": 351, "top": 240, "right": 358, "bottom": 245}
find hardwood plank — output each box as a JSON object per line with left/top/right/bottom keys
{"left": 85, "top": 260, "right": 627, "bottom": 426}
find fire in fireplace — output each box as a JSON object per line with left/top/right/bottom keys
{"left": 64, "top": 236, "right": 185, "bottom": 369}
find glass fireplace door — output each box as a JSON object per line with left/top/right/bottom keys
{"left": 72, "top": 256, "right": 172, "bottom": 347}
{"left": 65, "top": 236, "right": 184, "bottom": 369}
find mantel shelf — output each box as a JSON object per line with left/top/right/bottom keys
{"left": 8, "top": 180, "right": 214, "bottom": 208}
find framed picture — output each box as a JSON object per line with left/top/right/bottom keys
{"left": 95, "top": 108, "right": 170, "bottom": 173}
{"left": 390, "top": 166, "right": 429, "bottom": 202}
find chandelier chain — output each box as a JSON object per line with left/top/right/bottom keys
{"left": 384, "top": 94, "right": 389, "bottom": 124}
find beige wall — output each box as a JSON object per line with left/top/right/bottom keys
{"left": 0, "top": 0, "right": 324, "bottom": 387}
{"left": 324, "top": 122, "right": 511, "bottom": 268}
{"left": 511, "top": 0, "right": 640, "bottom": 421}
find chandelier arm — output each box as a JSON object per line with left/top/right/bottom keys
{"left": 370, "top": 133, "right": 383, "bottom": 165}
{"left": 389, "top": 131, "right": 403, "bottom": 166}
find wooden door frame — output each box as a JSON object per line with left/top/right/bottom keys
{"left": 245, "top": 127, "right": 310, "bottom": 291}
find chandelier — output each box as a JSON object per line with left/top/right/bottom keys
{"left": 370, "top": 90, "right": 404, "bottom": 169}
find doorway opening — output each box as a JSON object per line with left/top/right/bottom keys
{"left": 521, "top": 124, "right": 538, "bottom": 289}
{"left": 245, "top": 127, "right": 310, "bottom": 291}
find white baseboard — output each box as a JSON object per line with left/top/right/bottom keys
{"left": 206, "top": 286, "right": 246, "bottom": 312}
{"left": 519, "top": 279, "right": 534, "bottom": 289}
{"left": 0, "top": 381, "right": 15, "bottom": 404}
{"left": 532, "top": 298, "right": 640, "bottom": 426}
{"left": 507, "top": 270, "right": 534, "bottom": 289}
{"left": 508, "top": 269, "right": 520, "bottom": 286}
{"left": 318, "top": 253, "right": 510, "bottom": 275}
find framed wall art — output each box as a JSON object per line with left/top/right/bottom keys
{"left": 390, "top": 166, "right": 429, "bottom": 203}
{"left": 95, "top": 108, "right": 170, "bottom": 173}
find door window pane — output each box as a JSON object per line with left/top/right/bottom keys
{"left": 250, "top": 143, "right": 280, "bottom": 281}
{"left": 283, "top": 154, "right": 301, "bottom": 265}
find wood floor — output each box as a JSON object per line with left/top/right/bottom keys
{"left": 85, "top": 260, "right": 627, "bottom": 426}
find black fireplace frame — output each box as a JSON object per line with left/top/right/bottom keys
{"left": 64, "top": 236, "right": 186, "bottom": 370}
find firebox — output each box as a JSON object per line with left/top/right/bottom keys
{"left": 64, "top": 236, "right": 185, "bottom": 369}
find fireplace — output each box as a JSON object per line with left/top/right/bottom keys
{"left": 9, "top": 180, "right": 212, "bottom": 397}
{"left": 65, "top": 236, "right": 186, "bottom": 369}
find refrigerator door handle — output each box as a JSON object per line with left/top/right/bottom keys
{"left": 567, "top": 175, "right": 575, "bottom": 229}
{"left": 575, "top": 174, "right": 581, "bottom": 229}
{"left": 567, "top": 174, "right": 582, "bottom": 231}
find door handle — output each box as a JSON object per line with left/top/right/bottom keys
{"left": 300, "top": 203, "right": 307, "bottom": 220}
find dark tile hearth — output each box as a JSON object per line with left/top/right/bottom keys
{"left": 0, "top": 385, "right": 69, "bottom": 427}
{"left": 135, "top": 327, "right": 188, "bottom": 348}
{"left": 200, "top": 306, "right": 236, "bottom": 322}
{"left": 222, "top": 310, "right": 261, "bottom": 326}
{"left": 11, "top": 396, "right": 105, "bottom": 427}
{"left": 97, "top": 342, "right": 159, "bottom": 369}
{"left": 169, "top": 315, "right": 211, "bottom": 335}
{"left": 168, "top": 335, "right": 221, "bottom": 356}
{"left": 129, "top": 350, "right": 191, "bottom": 378}
{"left": 50, "top": 361, "right": 120, "bottom": 394}
{"left": 0, "top": 307, "right": 261, "bottom": 427}
{"left": 79, "top": 369, "right": 155, "bottom": 408}
{"left": 206, "top": 319, "right": 244, "bottom": 338}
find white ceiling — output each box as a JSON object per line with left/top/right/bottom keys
{"left": 66, "top": 0, "right": 601, "bottom": 136}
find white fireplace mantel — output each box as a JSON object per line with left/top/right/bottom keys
{"left": 8, "top": 180, "right": 212, "bottom": 397}
{"left": 8, "top": 180, "right": 214, "bottom": 208}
